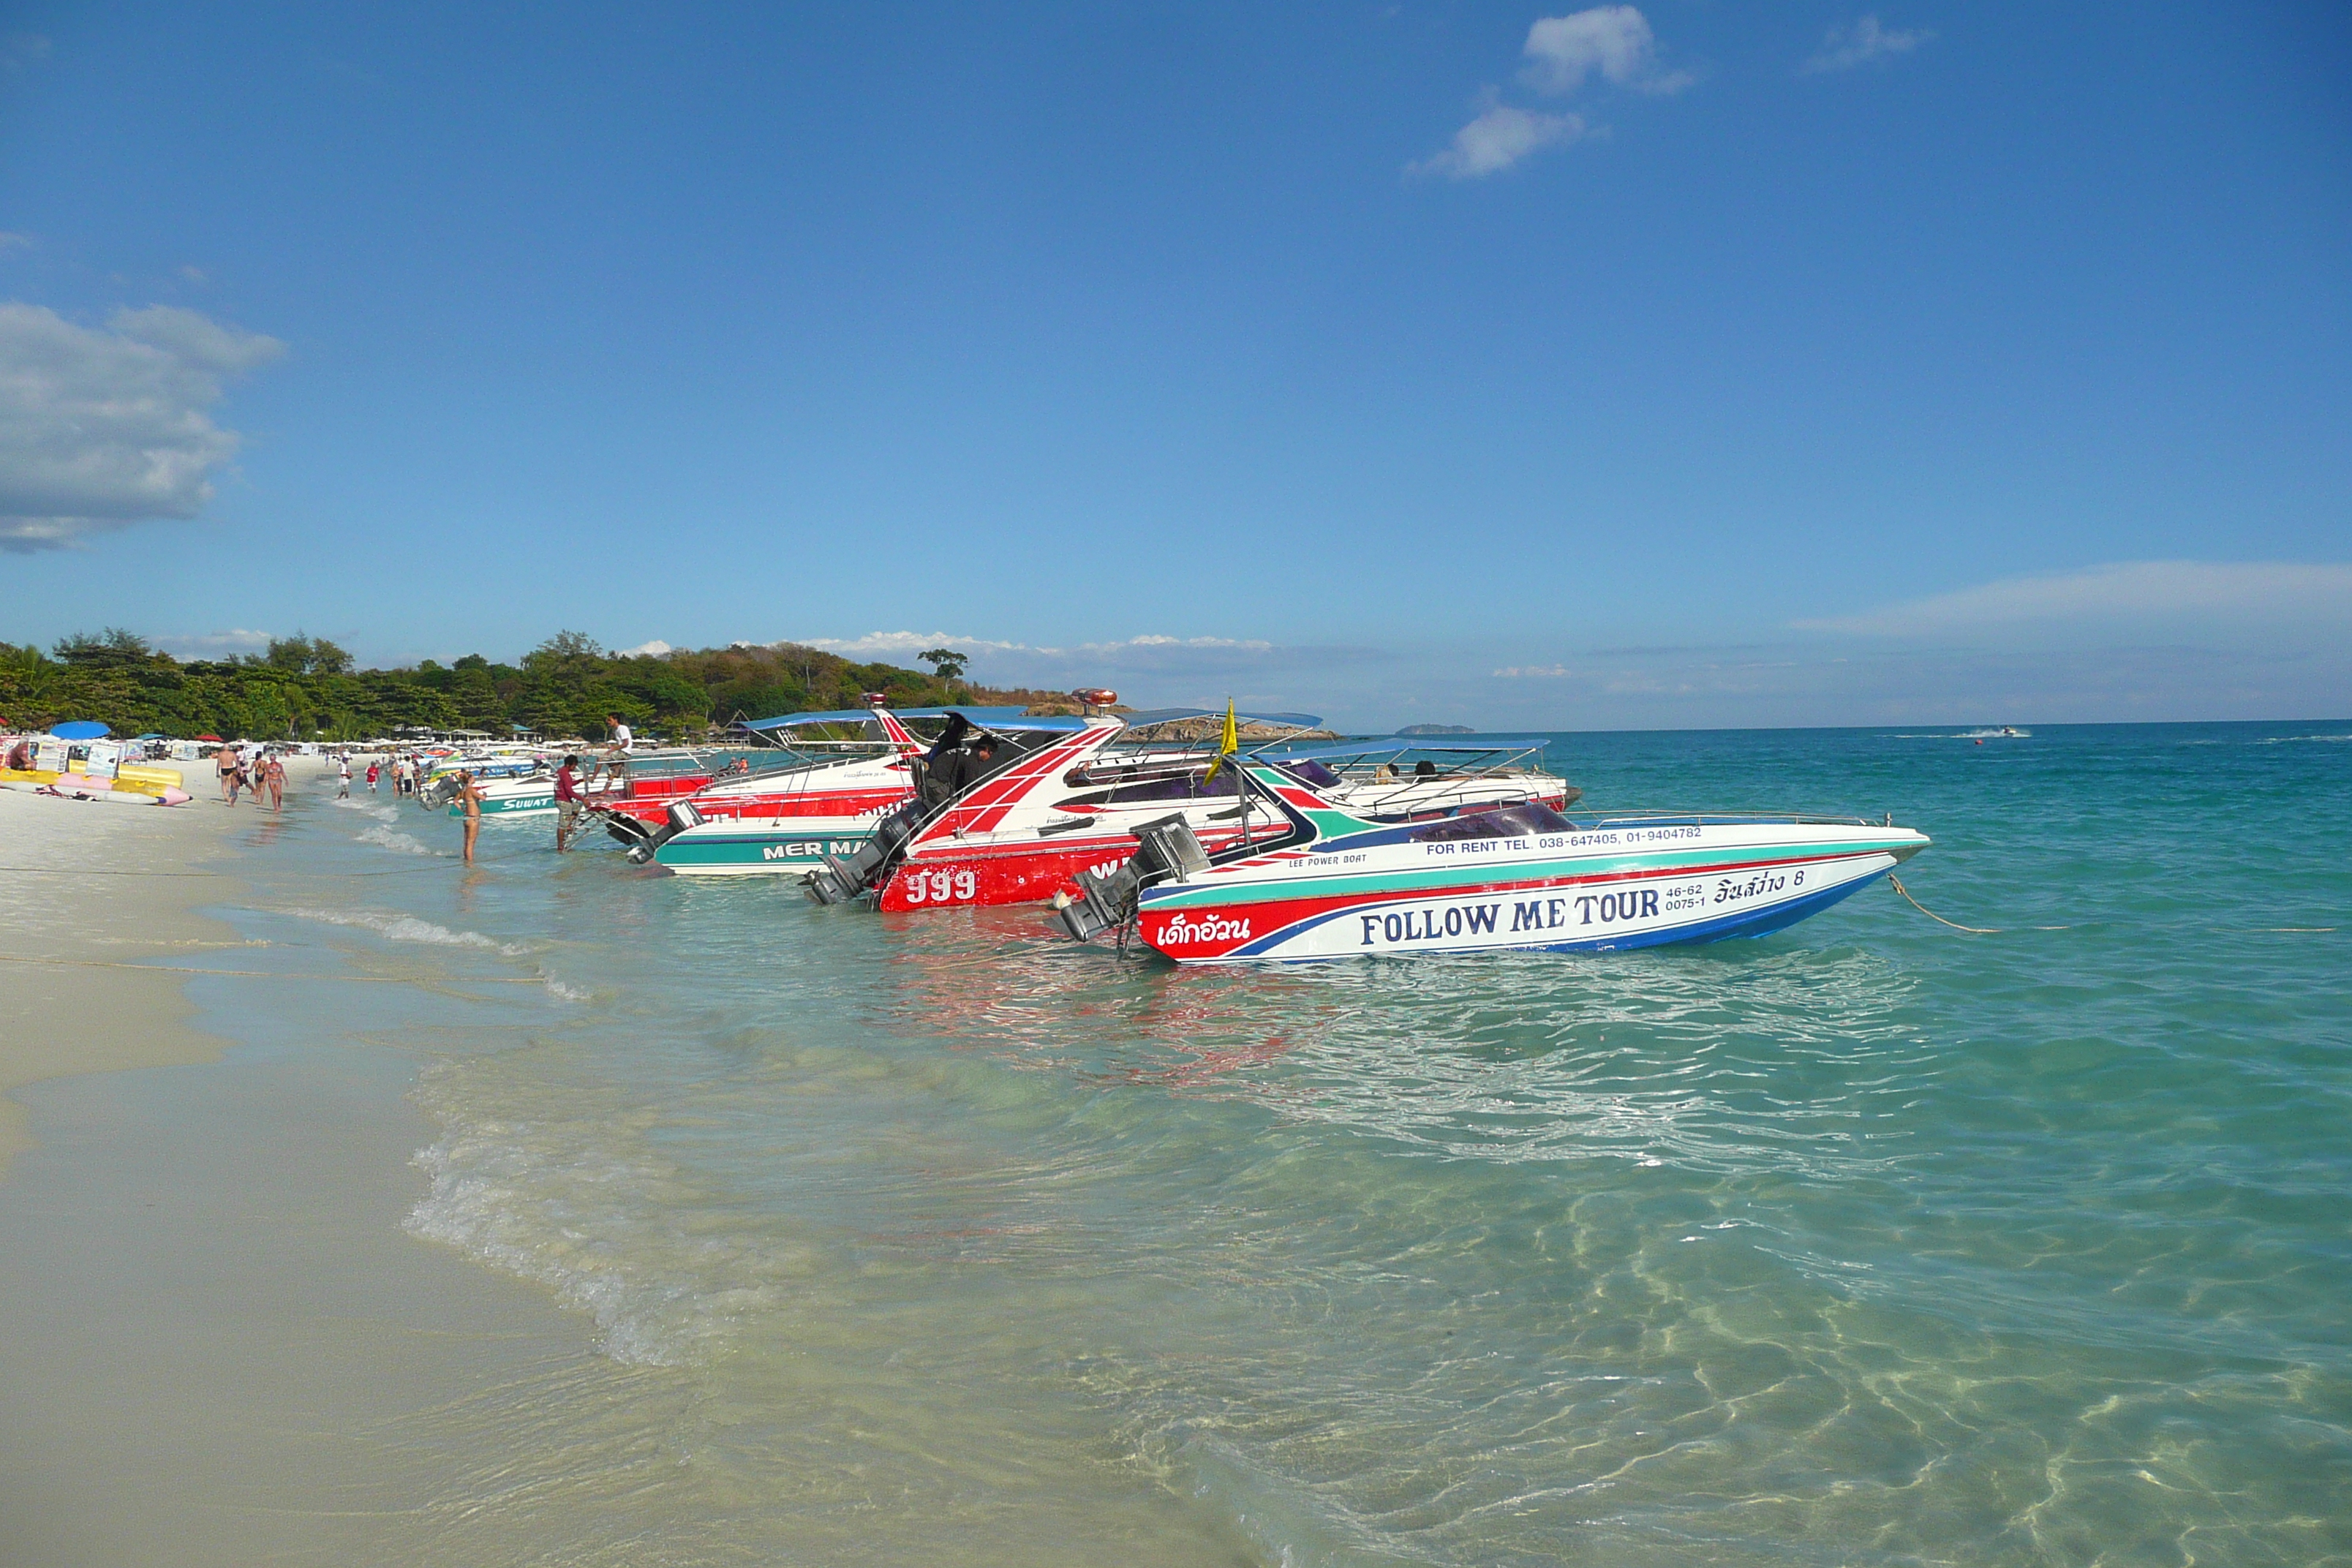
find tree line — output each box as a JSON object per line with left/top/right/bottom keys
{"left": 0, "top": 630, "right": 1044, "bottom": 742}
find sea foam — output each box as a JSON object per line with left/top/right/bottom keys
{"left": 283, "top": 906, "right": 529, "bottom": 957}
{"left": 357, "top": 823, "right": 443, "bottom": 857}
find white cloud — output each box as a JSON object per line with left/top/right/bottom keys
{"left": 777, "top": 630, "right": 1276, "bottom": 661}
{"left": 1793, "top": 561, "right": 2352, "bottom": 638}
{"left": 0, "top": 303, "right": 287, "bottom": 551}
{"left": 615, "top": 639, "right": 674, "bottom": 657}
{"left": 1523, "top": 7, "right": 1691, "bottom": 96}
{"left": 1802, "top": 15, "right": 1931, "bottom": 75}
{"left": 0, "top": 233, "right": 31, "bottom": 254}
{"left": 1409, "top": 102, "right": 1584, "bottom": 181}
{"left": 154, "top": 628, "right": 274, "bottom": 660}
{"left": 0, "top": 33, "right": 49, "bottom": 73}
{"left": 1493, "top": 665, "right": 1575, "bottom": 677}
{"left": 1412, "top": 7, "right": 1685, "bottom": 182}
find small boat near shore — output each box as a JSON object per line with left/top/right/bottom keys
{"left": 1049, "top": 759, "right": 1929, "bottom": 962}
{"left": 635, "top": 708, "right": 1080, "bottom": 874}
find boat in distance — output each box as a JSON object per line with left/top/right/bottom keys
{"left": 1050, "top": 760, "right": 1930, "bottom": 963}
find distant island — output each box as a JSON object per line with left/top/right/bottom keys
{"left": 1395, "top": 723, "right": 1475, "bottom": 735}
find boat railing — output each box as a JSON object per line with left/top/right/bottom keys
{"left": 1561, "top": 809, "right": 1878, "bottom": 829}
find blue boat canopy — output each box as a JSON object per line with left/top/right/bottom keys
{"left": 1252, "top": 736, "right": 1553, "bottom": 764}
{"left": 949, "top": 707, "right": 1092, "bottom": 732}
{"left": 739, "top": 707, "right": 882, "bottom": 731}
{"left": 740, "top": 704, "right": 1099, "bottom": 734}
{"left": 1119, "top": 707, "right": 1324, "bottom": 731}
{"left": 49, "top": 720, "right": 110, "bottom": 740}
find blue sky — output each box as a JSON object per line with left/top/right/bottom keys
{"left": 1, "top": 2, "right": 2345, "bottom": 728}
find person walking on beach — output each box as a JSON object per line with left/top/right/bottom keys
{"left": 455, "top": 769, "right": 485, "bottom": 863}
{"left": 217, "top": 745, "right": 238, "bottom": 804}
{"left": 337, "top": 758, "right": 352, "bottom": 798}
{"left": 553, "top": 753, "right": 585, "bottom": 851}
{"left": 264, "top": 752, "right": 287, "bottom": 813}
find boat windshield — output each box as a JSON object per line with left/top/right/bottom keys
{"left": 1406, "top": 802, "right": 1573, "bottom": 843}
{"left": 1275, "top": 758, "right": 1341, "bottom": 788}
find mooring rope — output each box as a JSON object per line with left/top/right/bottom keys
{"left": 1886, "top": 874, "right": 2022, "bottom": 932}
{"left": 1888, "top": 875, "right": 2334, "bottom": 935}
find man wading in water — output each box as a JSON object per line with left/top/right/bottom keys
{"left": 554, "top": 754, "right": 585, "bottom": 851}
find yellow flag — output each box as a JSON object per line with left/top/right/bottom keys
{"left": 1204, "top": 699, "right": 1240, "bottom": 780}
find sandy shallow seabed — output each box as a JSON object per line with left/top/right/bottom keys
{"left": 0, "top": 783, "right": 244, "bottom": 1171}
{"left": 0, "top": 768, "right": 669, "bottom": 1568}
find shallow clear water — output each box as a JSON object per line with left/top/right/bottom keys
{"left": 213, "top": 723, "right": 2351, "bottom": 1564}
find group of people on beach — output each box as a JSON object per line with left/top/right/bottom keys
{"left": 215, "top": 743, "right": 287, "bottom": 811}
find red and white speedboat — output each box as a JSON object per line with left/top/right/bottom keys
{"left": 614, "top": 707, "right": 1088, "bottom": 872}
{"left": 609, "top": 707, "right": 925, "bottom": 826}
{"left": 809, "top": 712, "right": 1577, "bottom": 913}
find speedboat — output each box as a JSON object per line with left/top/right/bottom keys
{"left": 1049, "top": 759, "right": 1929, "bottom": 962}
{"left": 433, "top": 746, "right": 725, "bottom": 818}
{"left": 807, "top": 717, "right": 1575, "bottom": 912}
{"left": 638, "top": 708, "right": 1088, "bottom": 874}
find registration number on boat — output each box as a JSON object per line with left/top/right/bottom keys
{"left": 902, "top": 867, "right": 979, "bottom": 903}
{"left": 1715, "top": 868, "right": 1803, "bottom": 904}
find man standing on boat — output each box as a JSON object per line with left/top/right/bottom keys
{"left": 554, "top": 754, "right": 585, "bottom": 851}
{"left": 604, "top": 714, "right": 633, "bottom": 784}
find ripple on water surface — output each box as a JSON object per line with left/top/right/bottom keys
{"left": 276, "top": 726, "right": 2352, "bottom": 1563}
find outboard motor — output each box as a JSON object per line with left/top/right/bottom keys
{"left": 803, "top": 802, "right": 924, "bottom": 904}
{"left": 418, "top": 774, "right": 460, "bottom": 810}
{"left": 1049, "top": 813, "right": 1208, "bottom": 942}
{"left": 602, "top": 810, "right": 656, "bottom": 851}
{"left": 603, "top": 800, "right": 704, "bottom": 863}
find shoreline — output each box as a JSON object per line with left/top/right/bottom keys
{"left": 0, "top": 768, "right": 677, "bottom": 1567}
{"left": 0, "top": 785, "right": 255, "bottom": 1173}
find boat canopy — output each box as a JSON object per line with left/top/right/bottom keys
{"left": 49, "top": 720, "right": 110, "bottom": 740}
{"left": 739, "top": 704, "right": 1096, "bottom": 734}
{"left": 1262, "top": 736, "right": 1553, "bottom": 763}
{"left": 946, "top": 708, "right": 1092, "bottom": 733}
{"left": 739, "top": 707, "right": 894, "bottom": 731}
{"left": 1118, "top": 707, "right": 1323, "bottom": 731}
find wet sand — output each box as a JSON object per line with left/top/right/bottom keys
{"left": 0, "top": 784, "right": 245, "bottom": 1172}
{"left": 0, "top": 770, "right": 665, "bottom": 1567}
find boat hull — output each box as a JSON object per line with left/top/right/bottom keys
{"left": 877, "top": 781, "right": 1572, "bottom": 913}
{"left": 649, "top": 816, "right": 884, "bottom": 876}
{"left": 875, "top": 825, "right": 1284, "bottom": 912}
{"left": 1133, "top": 826, "right": 1926, "bottom": 963}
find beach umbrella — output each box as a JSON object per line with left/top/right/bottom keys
{"left": 49, "top": 720, "right": 111, "bottom": 740}
{"left": 196, "top": 733, "right": 223, "bottom": 742}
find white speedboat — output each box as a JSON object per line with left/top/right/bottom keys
{"left": 1050, "top": 761, "right": 1929, "bottom": 962}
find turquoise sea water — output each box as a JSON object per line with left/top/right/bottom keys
{"left": 206, "top": 722, "right": 2350, "bottom": 1564}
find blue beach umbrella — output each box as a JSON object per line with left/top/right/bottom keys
{"left": 49, "top": 720, "right": 111, "bottom": 740}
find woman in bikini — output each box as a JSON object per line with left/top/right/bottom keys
{"left": 456, "top": 770, "right": 486, "bottom": 864}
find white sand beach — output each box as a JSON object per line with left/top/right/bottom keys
{"left": 0, "top": 785, "right": 244, "bottom": 1172}
{"left": 0, "top": 771, "right": 664, "bottom": 1567}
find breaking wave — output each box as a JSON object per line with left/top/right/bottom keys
{"left": 282, "top": 906, "right": 529, "bottom": 957}
{"left": 357, "top": 823, "right": 443, "bottom": 857}
{"left": 404, "top": 1062, "right": 766, "bottom": 1366}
